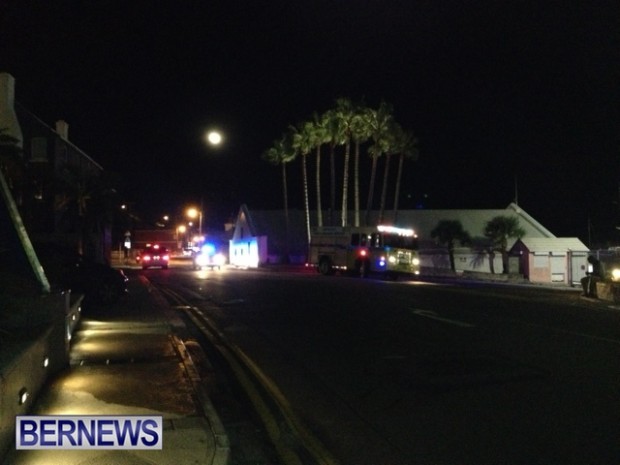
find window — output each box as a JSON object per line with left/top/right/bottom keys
{"left": 382, "top": 233, "right": 418, "bottom": 249}
{"left": 351, "top": 233, "right": 370, "bottom": 246}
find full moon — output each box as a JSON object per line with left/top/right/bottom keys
{"left": 206, "top": 131, "right": 222, "bottom": 145}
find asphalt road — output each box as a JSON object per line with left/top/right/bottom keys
{"left": 145, "top": 264, "right": 620, "bottom": 465}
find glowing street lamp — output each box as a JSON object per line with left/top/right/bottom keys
{"left": 176, "top": 224, "right": 187, "bottom": 249}
{"left": 186, "top": 207, "right": 203, "bottom": 237}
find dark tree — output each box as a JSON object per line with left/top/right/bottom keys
{"left": 431, "top": 220, "right": 471, "bottom": 272}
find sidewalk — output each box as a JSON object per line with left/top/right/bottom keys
{"left": 3, "top": 274, "right": 229, "bottom": 465}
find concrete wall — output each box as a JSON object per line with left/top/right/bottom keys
{"left": 419, "top": 249, "right": 504, "bottom": 274}
{"left": 0, "top": 293, "right": 82, "bottom": 459}
{"left": 596, "top": 282, "right": 620, "bottom": 303}
{"left": 423, "top": 246, "right": 589, "bottom": 285}
{"left": 525, "top": 252, "right": 588, "bottom": 285}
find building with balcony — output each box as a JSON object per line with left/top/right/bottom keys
{"left": 0, "top": 72, "right": 109, "bottom": 261}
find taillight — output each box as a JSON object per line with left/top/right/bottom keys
{"left": 163, "top": 255, "right": 170, "bottom": 261}
{"left": 359, "top": 249, "right": 367, "bottom": 257}
{"left": 143, "top": 255, "right": 152, "bottom": 261}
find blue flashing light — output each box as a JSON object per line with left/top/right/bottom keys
{"left": 201, "top": 243, "right": 216, "bottom": 256}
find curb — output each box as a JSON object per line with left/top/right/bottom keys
{"left": 173, "top": 336, "right": 231, "bottom": 465}
{"left": 142, "top": 275, "right": 230, "bottom": 465}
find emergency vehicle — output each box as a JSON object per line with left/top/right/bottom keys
{"left": 308, "top": 225, "right": 421, "bottom": 278}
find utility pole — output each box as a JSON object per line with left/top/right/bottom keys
{"left": 199, "top": 196, "right": 204, "bottom": 238}
{"left": 514, "top": 174, "right": 519, "bottom": 205}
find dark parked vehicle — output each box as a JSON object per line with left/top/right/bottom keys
{"left": 34, "top": 244, "right": 128, "bottom": 305}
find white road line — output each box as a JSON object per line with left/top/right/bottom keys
{"left": 514, "top": 319, "right": 620, "bottom": 346}
{"left": 411, "top": 309, "right": 476, "bottom": 328}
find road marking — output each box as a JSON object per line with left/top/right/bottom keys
{"left": 411, "top": 309, "right": 476, "bottom": 328}
{"left": 513, "top": 320, "right": 620, "bottom": 346}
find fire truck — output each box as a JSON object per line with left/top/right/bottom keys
{"left": 308, "top": 225, "right": 421, "bottom": 278}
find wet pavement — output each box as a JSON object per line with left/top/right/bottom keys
{"left": 3, "top": 275, "right": 229, "bottom": 465}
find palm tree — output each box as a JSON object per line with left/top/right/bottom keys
{"left": 377, "top": 121, "right": 401, "bottom": 224}
{"left": 290, "top": 122, "right": 314, "bottom": 245}
{"left": 310, "top": 112, "right": 329, "bottom": 227}
{"left": 470, "top": 236, "right": 497, "bottom": 274}
{"left": 364, "top": 101, "right": 393, "bottom": 226}
{"left": 391, "top": 127, "right": 419, "bottom": 224}
{"left": 350, "top": 104, "right": 372, "bottom": 226}
{"left": 262, "top": 133, "right": 296, "bottom": 261}
{"left": 430, "top": 220, "right": 471, "bottom": 272}
{"left": 334, "top": 98, "right": 355, "bottom": 227}
{"left": 483, "top": 215, "right": 526, "bottom": 274}
{"left": 322, "top": 109, "right": 345, "bottom": 226}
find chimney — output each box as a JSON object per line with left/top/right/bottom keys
{"left": 55, "top": 120, "right": 69, "bottom": 140}
{"left": 0, "top": 72, "right": 24, "bottom": 148}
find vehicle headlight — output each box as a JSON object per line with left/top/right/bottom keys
{"left": 213, "top": 253, "right": 225, "bottom": 266}
{"left": 612, "top": 268, "right": 620, "bottom": 281}
{"left": 412, "top": 258, "right": 420, "bottom": 266}
{"left": 195, "top": 254, "right": 209, "bottom": 266}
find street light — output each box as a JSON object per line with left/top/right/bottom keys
{"left": 176, "top": 225, "right": 187, "bottom": 250}
{"left": 186, "top": 207, "right": 203, "bottom": 237}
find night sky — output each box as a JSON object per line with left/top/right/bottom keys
{"left": 1, "top": 1, "right": 619, "bottom": 245}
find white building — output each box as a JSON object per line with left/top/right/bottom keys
{"left": 229, "top": 203, "right": 589, "bottom": 284}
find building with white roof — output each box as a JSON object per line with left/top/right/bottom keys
{"left": 229, "top": 203, "right": 589, "bottom": 284}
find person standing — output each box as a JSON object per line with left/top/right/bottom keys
{"left": 581, "top": 255, "right": 602, "bottom": 297}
